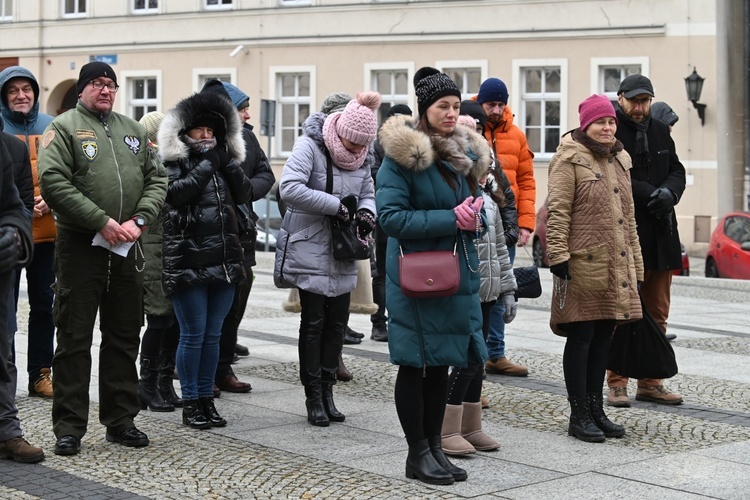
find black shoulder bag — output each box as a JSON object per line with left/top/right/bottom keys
{"left": 325, "top": 151, "right": 370, "bottom": 261}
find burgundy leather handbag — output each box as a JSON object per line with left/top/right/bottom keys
{"left": 398, "top": 240, "right": 460, "bottom": 298}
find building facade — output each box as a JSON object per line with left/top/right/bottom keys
{"left": 1, "top": 0, "right": 747, "bottom": 253}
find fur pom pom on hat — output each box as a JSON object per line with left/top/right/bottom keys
{"left": 578, "top": 94, "right": 617, "bottom": 131}
{"left": 413, "top": 67, "right": 461, "bottom": 117}
{"left": 334, "top": 91, "right": 381, "bottom": 145}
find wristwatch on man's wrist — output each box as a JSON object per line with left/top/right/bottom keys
{"left": 131, "top": 215, "right": 147, "bottom": 229}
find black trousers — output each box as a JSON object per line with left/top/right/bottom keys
{"left": 297, "top": 289, "right": 349, "bottom": 387}
{"left": 394, "top": 365, "right": 449, "bottom": 445}
{"left": 216, "top": 265, "right": 254, "bottom": 379}
{"left": 562, "top": 319, "right": 616, "bottom": 399}
{"left": 51, "top": 229, "right": 144, "bottom": 438}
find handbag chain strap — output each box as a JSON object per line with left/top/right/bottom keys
{"left": 460, "top": 209, "right": 481, "bottom": 273}
{"left": 553, "top": 276, "right": 568, "bottom": 309}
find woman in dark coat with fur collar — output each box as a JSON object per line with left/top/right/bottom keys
{"left": 158, "top": 91, "right": 253, "bottom": 430}
{"left": 376, "top": 68, "right": 490, "bottom": 486}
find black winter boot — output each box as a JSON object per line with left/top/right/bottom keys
{"left": 304, "top": 385, "right": 330, "bottom": 427}
{"left": 568, "top": 396, "right": 605, "bottom": 442}
{"left": 138, "top": 357, "right": 174, "bottom": 412}
{"left": 182, "top": 399, "right": 210, "bottom": 429}
{"left": 157, "top": 350, "right": 183, "bottom": 407}
{"left": 321, "top": 384, "right": 345, "bottom": 422}
{"left": 588, "top": 393, "right": 625, "bottom": 438}
{"left": 405, "top": 438, "right": 454, "bottom": 485}
{"left": 427, "top": 436, "right": 467, "bottom": 482}
{"left": 200, "top": 397, "right": 227, "bottom": 427}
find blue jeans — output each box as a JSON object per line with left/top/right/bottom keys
{"left": 173, "top": 283, "right": 235, "bottom": 400}
{"left": 486, "top": 244, "right": 515, "bottom": 360}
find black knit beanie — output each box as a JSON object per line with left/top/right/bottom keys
{"left": 76, "top": 62, "right": 118, "bottom": 95}
{"left": 413, "top": 67, "right": 461, "bottom": 117}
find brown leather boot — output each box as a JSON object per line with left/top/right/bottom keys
{"left": 336, "top": 354, "right": 353, "bottom": 382}
{"left": 0, "top": 437, "right": 44, "bottom": 463}
{"left": 485, "top": 357, "right": 528, "bottom": 377}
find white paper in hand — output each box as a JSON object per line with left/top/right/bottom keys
{"left": 92, "top": 232, "right": 134, "bottom": 257}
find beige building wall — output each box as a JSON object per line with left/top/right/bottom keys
{"left": 0, "top": 0, "right": 732, "bottom": 252}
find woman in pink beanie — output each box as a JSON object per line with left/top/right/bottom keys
{"left": 274, "top": 92, "right": 379, "bottom": 427}
{"left": 546, "top": 94, "right": 643, "bottom": 442}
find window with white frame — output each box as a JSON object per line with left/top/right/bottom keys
{"left": 205, "top": 0, "right": 232, "bottom": 9}
{"left": 1, "top": 0, "right": 12, "bottom": 21}
{"left": 126, "top": 76, "right": 158, "bottom": 121}
{"left": 192, "top": 68, "right": 236, "bottom": 92}
{"left": 520, "top": 67, "right": 561, "bottom": 156}
{"left": 132, "top": 0, "right": 158, "bottom": 14}
{"left": 368, "top": 66, "right": 411, "bottom": 124}
{"left": 62, "top": 0, "right": 86, "bottom": 17}
{"left": 591, "top": 57, "right": 649, "bottom": 100}
{"left": 275, "top": 71, "right": 311, "bottom": 156}
{"left": 279, "top": 0, "right": 312, "bottom": 6}
{"left": 436, "top": 61, "right": 487, "bottom": 99}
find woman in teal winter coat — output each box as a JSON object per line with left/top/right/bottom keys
{"left": 376, "top": 68, "right": 491, "bottom": 486}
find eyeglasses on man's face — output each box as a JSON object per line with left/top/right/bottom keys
{"left": 89, "top": 80, "right": 119, "bottom": 93}
{"left": 625, "top": 96, "right": 652, "bottom": 107}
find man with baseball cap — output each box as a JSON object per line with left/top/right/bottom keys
{"left": 37, "top": 61, "right": 167, "bottom": 455}
{"left": 606, "top": 74, "right": 685, "bottom": 407}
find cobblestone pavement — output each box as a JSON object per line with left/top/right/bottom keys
{"left": 3, "top": 257, "right": 750, "bottom": 499}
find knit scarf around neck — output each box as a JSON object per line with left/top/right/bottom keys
{"left": 322, "top": 113, "right": 368, "bottom": 171}
{"left": 572, "top": 128, "right": 624, "bottom": 157}
{"left": 617, "top": 110, "right": 651, "bottom": 169}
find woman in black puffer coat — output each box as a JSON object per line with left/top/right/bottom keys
{"left": 157, "top": 91, "right": 253, "bottom": 430}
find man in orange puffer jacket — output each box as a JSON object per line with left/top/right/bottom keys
{"left": 473, "top": 77, "right": 536, "bottom": 377}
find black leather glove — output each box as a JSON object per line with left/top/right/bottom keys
{"left": 355, "top": 209, "right": 376, "bottom": 238}
{"left": 550, "top": 261, "right": 571, "bottom": 280}
{"left": 0, "top": 227, "right": 20, "bottom": 274}
{"left": 647, "top": 187, "right": 676, "bottom": 218}
{"left": 215, "top": 146, "right": 232, "bottom": 168}
{"left": 201, "top": 148, "right": 221, "bottom": 171}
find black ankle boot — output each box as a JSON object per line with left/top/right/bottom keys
{"left": 568, "top": 396, "right": 605, "bottom": 442}
{"left": 182, "top": 399, "right": 210, "bottom": 429}
{"left": 321, "top": 384, "right": 345, "bottom": 422}
{"left": 427, "top": 436, "right": 467, "bottom": 482}
{"left": 138, "top": 357, "right": 174, "bottom": 412}
{"left": 405, "top": 438, "right": 454, "bottom": 485}
{"left": 157, "top": 350, "right": 183, "bottom": 408}
{"left": 200, "top": 397, "right": 227, "bottom": 427}
{"left": 588, "top": 393, "right": 625, "bottom": 437}
{"left": 304, "top": 385, "right": 329, "bottom": 427}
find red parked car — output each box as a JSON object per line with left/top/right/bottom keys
{"left": 705, "top": 211, "right": 750, "bottom": 280}
{"left": 533, "top": 196, "right": 689, "bottom": 276}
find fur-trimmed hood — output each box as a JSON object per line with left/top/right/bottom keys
{"left": 378, "top": 115, "right": 491, "bottom": 179}
{"left": 158, "top": 91, "right": 246, "bottom": 163}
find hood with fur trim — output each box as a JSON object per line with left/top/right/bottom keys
{"left": 158, "top": 91, "right": 246, "bottom": 163}
{"left": 378, "top": 115, "right": 491, "bottom": 179}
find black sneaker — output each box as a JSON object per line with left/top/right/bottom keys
{"left": 346, "top": 326, "right": 364, "bottom": 339}
{"left": 371, "top": 323, "right": 388, "bottom": 342}
{"left": 105, "top": 427, "right": 149, "bottom": 448}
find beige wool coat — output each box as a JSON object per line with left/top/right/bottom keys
{"left": 546, "top": 131, "right": 644, "bottom": 337}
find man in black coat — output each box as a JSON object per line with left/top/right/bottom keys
{"left": 607, "top": 75, "right": 685, "bottom": 407}
{"left": 0, "top": 117, "right": 42, "bottom": 463}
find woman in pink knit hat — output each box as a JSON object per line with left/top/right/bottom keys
{"left": 546, "top": 94, "right": 644, "bottom": 442}
{"left": 274, "top": 92, "right": 379, "bottom": 427}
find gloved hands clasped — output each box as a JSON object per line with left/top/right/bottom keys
{"left": 550, "top": 261, "right": 571, "bottom": 280}
{"left": 354, "top": 209, "right": 376, "bottom": 238}
{"left": 502, "top": 293, "right": 517, "bottom": 324}
{"left": 0, "top": 226, "right": 21, "bottom": 274}
{"left": 647, "top": 187, "right": 676, "bottom": 218}
{"left": 454, "top": 196, "right": 484, "bottom": 231}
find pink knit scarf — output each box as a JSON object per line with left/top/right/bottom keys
{"left": 322, "top": 113, "right": 368, "bottom": 171}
